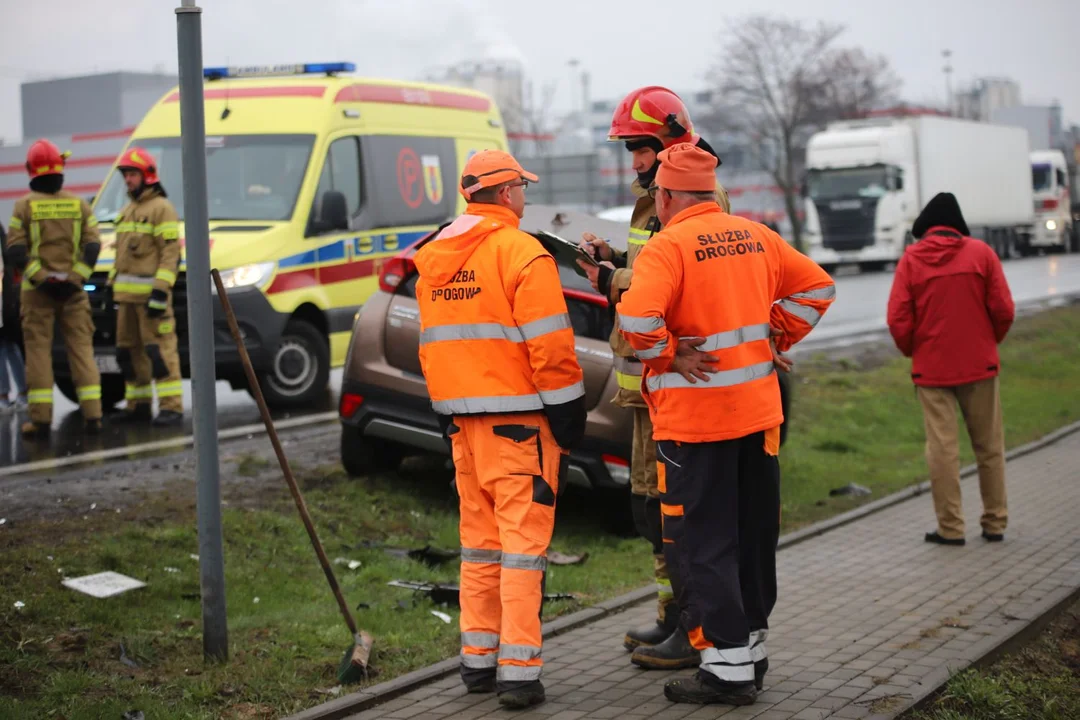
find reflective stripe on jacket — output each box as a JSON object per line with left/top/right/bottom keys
{"left": 616, "top": 203, "right": 834, "bottom": 443}
{"left": 606, "top": 178, "right": 731, "bottom": 408}
{"left": 414, "top": 203, "right": 585, "bottom": 417}
{"left": 7, "top": 190, "right": 100, "bottom": 286}
{"left": 109, "top": 187, "right": 180, "bottom": 303}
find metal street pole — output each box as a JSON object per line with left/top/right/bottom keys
{"left": 175, "top": 0, "right": 228, "bottom": 661}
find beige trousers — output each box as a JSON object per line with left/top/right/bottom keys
{"left": 917, "top": 376, "right": 1008, "bottom": 539}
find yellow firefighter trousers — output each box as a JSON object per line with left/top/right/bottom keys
{"left": 629, "top": 406, "right": 673, "bottom": 621}
{"left": 20, "top": 287, "right": 101, "bottom": 423}
{"left": 116, "top": 298, "right": 182, "bottom": 413}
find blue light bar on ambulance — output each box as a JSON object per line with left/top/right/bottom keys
{"left": 203, "top": 62, "right": 356, "bottom": 80}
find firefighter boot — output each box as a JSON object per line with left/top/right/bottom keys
{"left": 624, "top": 600, "right": 678, "bottom": 651}
{"left": 21, "top": 421, "right": 50, "bottom": 438}
{"left": 112, "top": 405, "right": 152, "bottom": 424}
{"left": 152, "top": 410, "right": 183, "bottom": 427}
{"left": 498, "top": 681, "right": 545, "bottom": 709}
{"left": 630, "top": 625, "right": 698, "bottom": 670}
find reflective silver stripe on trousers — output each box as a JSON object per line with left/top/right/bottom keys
{"left": 618, "top": 313, "right": 665, "bottom": 333}
{"left": 613, "top": 356, "right": 642, "bottom": 375}
{"left": 693, "top": 323, "right": 771, "bottom": 352}
{"left": 499, "top": 644, "right": 542, "bottom": 662}
{"left": 461, "top": 547, "right": 503, "bottom": 564}
{"left": 497, "top": 664, "right": 542, "bottom": 682}
{"left": 749, "top": 629, "right": 768, "bottom": 663}
{"left": 789, "top": 284, "right": 836, "bottom": 301}
{"left": 700, "top": 645, "right": 755, "bottom": 683}
{"left": 778, "top": 299, "right": 825, "bottom": 327}
{"left": 634, "top": 337, "right": 669, "bottom": 360}
{"left": 114, "top": 274, "right": 155, "bottom": 286}
{"left": 502, "top": 553, "right": 547, "bottom": 571}
{"left": 419, "top": 313, "right": 571, "bottom": 345}
{"left": 433, "top": 394, "right": 544, "bottom": 414}
{"left": 645, "top": 360, "right": 776, "bottom": 392}
{"left": 462, "top": 631, "right": 500, "bottom": 649}
{"left": 538, "top": 381, "right": 585, "bottom": 405}
{"left": 461, "top": 651, "right": 499, "bottom": 668}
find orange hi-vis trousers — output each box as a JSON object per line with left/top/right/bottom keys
{"left": 449, "top": 411, "right": 565, "bottom": 690}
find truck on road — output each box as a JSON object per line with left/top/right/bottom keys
{"left": 1026, "top": 150, "right": 1076, "bottom": 254}
{"left": 802, "top": 115, "right": 1035, "bottom": 272}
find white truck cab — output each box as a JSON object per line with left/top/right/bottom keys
{"left": 1026, "top": 150, "right": 1075, "bottom": 254}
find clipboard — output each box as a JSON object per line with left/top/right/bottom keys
{"left": 533, "top": 230, "right": 599, "bottom": 278}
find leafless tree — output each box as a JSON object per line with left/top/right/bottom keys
{"left": 707, "top": 15, "right": 901, "bottom": 252}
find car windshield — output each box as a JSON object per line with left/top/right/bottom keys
{"left": 1032, "top": 164, "right": 1052, "bottom": 192}
{"left": 93, "top": 134, "right": 316, "bottom": 223}
{"left": 807, "top": 166, "right": 888, "bottom": 200}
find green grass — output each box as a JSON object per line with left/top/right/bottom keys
{"left": 907, "top": 596, "right": 1080, "bottom": 720}
{"left": 2, "top": 305, "right": 1079, "bottom": 719}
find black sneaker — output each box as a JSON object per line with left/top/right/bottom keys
{"left": 624, "top": 604, "right": 678, "bottom": 651}
{"left": 755, "top": 658, "right": 768, "bottom": 691}
{"left": 152, "top": 410, "right": 184, "bottom": 427}
{"left": 497, "top": 680, "right": 545, "bottom": 709}
{"left": 925, "top": 531, "right": 965, "bottom": 546}
{"left": 981, "top": 530, "right": 1004, "bottom": 542}
{"left": 664, "top": 672, "right": 757, "bottom": 706}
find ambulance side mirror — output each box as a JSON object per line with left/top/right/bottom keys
{"left": 315, "top": 190, "right": 349, "bottom": 234}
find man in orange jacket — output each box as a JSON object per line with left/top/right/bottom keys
{"left": 617, "top": 143, "right": 835, "bottom": 706}
{"left": 414, "top": 149, "right": 586, "bottom": 710}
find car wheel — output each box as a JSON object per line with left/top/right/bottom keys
{"left": 341, "top": 423, "right": 404, "bottom": 476}
{"left": 57, "top": 375, "right": 126, "bottom": 409}
{"left": 256, "top": 320, "right": 329, "bottom": 410}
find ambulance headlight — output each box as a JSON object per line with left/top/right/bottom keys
{"left": 217, "top": 262, "right": 275, "bottom": 290}
{"left": 1045, "top": 220, "right": 1057, "bottom": 231}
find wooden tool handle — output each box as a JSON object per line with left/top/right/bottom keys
{"left": 211, "top": 269, "right": 358, "bottom": 637}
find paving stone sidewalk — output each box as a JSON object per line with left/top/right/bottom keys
{"left": 347, "top": 431, "right": 1080, "bottom": 720}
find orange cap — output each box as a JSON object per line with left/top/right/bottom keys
{"left": 459, "top": 149, "right": 539, "bottom": 199}
{"left": 655, "top": 142, "right": 718, "bottom": 192}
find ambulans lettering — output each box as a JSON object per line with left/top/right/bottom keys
{"left": 694, "top": 229, "right": 766, "bottom": 262}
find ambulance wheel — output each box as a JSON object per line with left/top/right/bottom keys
{"left": 258, "top": 320, "right": 330, "bottom": 410}
{"left": 341, "top": 424, "right": 403, "bottom": 476}
{"left": 56, "top": 375, "right": 127, "bottom": 409}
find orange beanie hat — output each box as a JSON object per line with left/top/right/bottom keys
{"left": 655, "top": 142, "right": 718, "bottom": 192}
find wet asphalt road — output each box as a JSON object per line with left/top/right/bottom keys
{"left": 5, "top": 254, "right": 1079, "bottom": 469}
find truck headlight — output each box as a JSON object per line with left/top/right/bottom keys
{"left": 1045, "top": 220, "right": 1058, "bottom": 231}
{"left": 216, "top": 262, "right": 275, "bottom": 290}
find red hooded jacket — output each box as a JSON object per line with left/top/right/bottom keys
{"left": 886, "top": 227, "right": 1015, "bottom": 387}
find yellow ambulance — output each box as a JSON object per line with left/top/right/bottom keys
{"left": 78, "top": 62, "right": 508, "bottom": 409}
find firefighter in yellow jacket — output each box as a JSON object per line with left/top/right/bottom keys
{"left": 5, "top": 139, "right": 102, "bottom": 436}
{"left": 108, "top": 147, "right": 183, "bottom": 427}
{"left": 577, "top": 86, "right": 730, "bottom": 670}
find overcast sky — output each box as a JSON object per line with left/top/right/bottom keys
{"left": 1, "top": 0, "right": 1076, "bottom": 144}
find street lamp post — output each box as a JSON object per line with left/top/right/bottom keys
{"left": 175, "top": 0, "right": 228, "bottom": 662}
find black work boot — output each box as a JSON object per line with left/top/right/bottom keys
{"left": 152, "top": 410, "right": 184, "bottom": 427}
{"left": 20, "top": 421, "right": 50, "bottom": 438}
{"left": 624, "top": 602, "right": 678, "bottom": 651}
{"left": 497, "top": 680, "right": 545, "bottom": 709}
{"left": 461, "top": 670, "right": 496, "bottom": 694}
{"left": 664, "top": 671, "right": 757, "bottom": 706}
{"left": 631, "top": 626, "right": 698, "bottom": 670}
{"left": 84, "top": 418, "right": 103, "bottom": 435}
{"left": 112, "top": 404, "right": 152, "bottom": 423}
{"left": 755, "top": 658, "right": 768, "bottom": 691}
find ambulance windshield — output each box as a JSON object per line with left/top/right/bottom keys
{"left": 93, "top": 134, "right": 315, "bottom": 223}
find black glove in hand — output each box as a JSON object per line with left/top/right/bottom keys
{"left": 38, "top": 277, "right": 77, "bottom": 302}
{"left": 147, "top": 288, "right": 169, "bottom": 318}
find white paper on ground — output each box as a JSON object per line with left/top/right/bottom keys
{"left": 62, "top": 571, "right": 147, "bottom": 598}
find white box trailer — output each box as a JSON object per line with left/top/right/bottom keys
{"left": 803, "top": 115, "right": 1035, "bottom": 271}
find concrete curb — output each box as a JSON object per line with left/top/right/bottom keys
{"left": 286, "top": 418, "right": 1080, "bottom": 720}
{"left": 285, "top": 585, "right": 657, "bottom": 720}
{"left": 869, "top": 583, "right": 1080, "bottom": 720}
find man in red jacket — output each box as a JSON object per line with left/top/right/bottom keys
{"left": 887, "top": 192, "right": 1015, "bottom": 546}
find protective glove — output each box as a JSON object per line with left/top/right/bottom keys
{"left": 37, "top": 276, "right": 77, "bottom": 302}
{"left": 147, "top": 288, "right": 169, "bottom": 318}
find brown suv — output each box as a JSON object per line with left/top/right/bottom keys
{"left": 338, "top": 205, "right": 789, "bottom": 492}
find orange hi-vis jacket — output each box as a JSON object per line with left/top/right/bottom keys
{"left": 414, "top": 203, "right": 585, "bottom": 439}
{"left": 617, "top": 203, "right": 835, "bottom": 444}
